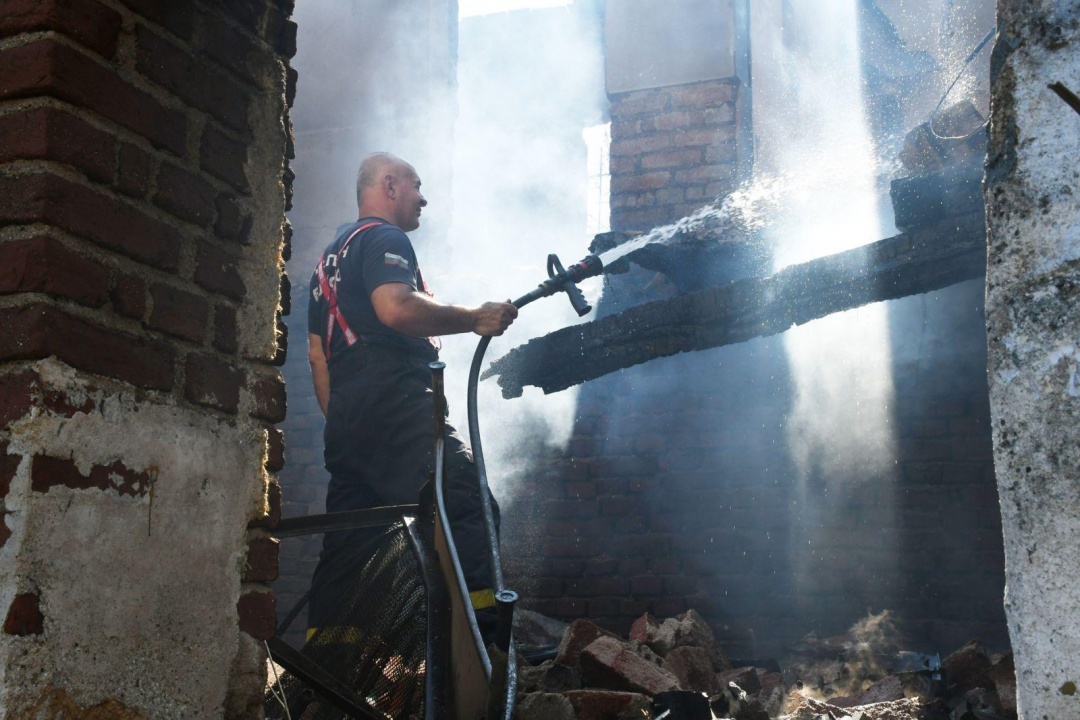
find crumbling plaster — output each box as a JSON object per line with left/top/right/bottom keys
{"left": 985, "top": 0, "right": 1080, "bottom": 717}
{"left": 0, "top": 360, "right": 267, "bottom": 716}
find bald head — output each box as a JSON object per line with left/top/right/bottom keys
{"left": 356, "top": 152, "right": 427, "bottom": 231}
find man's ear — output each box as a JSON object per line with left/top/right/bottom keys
{"left": 384, "top": 173, "right": 396, "bottom": 199}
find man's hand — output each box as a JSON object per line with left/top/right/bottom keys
{"left": 471, "top": 301, "right": 518, "bottom": 336}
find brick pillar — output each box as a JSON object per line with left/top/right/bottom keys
{"left": 0, "top": 0, "right": 293, "bottom": 716}
{"left": 609, "top": 79, "right": 741, "bottom": 233}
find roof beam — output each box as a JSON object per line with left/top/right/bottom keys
{"left": 484, "top": 210, "right": 986, "bottom": 397}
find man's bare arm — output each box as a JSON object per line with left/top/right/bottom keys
{"left": 371, "top": 282, "right": 517, "bottom": 337}
{"left": 308, "top": 332, "right": 330, "bottom": 416}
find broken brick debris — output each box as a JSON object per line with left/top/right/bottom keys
{"left": 514, "top": 608, "right": 1018, "bottom": 720}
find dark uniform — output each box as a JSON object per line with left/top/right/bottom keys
{"left": 306, "top": 217, "right": 499, "bottom": 632}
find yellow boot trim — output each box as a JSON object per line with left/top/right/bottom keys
{"left": 469, "top": 588, "right": 495, "bottom": 610}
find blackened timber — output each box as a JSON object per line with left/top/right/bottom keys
{"left": 484, "top": 211, "right": 986, "bottom": 397}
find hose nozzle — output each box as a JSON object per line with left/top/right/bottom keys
{"left": 512, "top": 253, "right": 604, "bottom": 316}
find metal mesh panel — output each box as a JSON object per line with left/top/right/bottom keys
{"left": 265, "top": 522, "right": 427, "bottom": 720}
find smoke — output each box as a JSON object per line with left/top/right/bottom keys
{"left": 287, "top": 1, "right": 606, "bottom": 511}
{"left": 433, "top": 2, "right": 607, "bottom": 506}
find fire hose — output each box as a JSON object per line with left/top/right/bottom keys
{"left": 463, "top": 251, "right": 604, "bottom": 669}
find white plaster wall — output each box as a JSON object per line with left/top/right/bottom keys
{"left": 985, "top": 1, "right": 1080, "bottom": 717}
{"left": 0, "top": 360, "right": 266, "bottom": 717}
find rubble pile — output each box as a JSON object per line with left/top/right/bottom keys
{"left": 513, "top": 610, "right": 1016, "bottom": 720}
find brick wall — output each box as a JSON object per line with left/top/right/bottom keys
{"left": 0, "top": 0, "right": 293, "bottom": 715}
{"left": 609, "top": 79, "right": 740, "bottom": 232}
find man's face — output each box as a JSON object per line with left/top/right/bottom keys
{"left": 392, "top": 167, "right": 427, "bottom": 232}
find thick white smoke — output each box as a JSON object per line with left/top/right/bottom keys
{"left": 435, "top": 3, "right": 606, "bottom": 505}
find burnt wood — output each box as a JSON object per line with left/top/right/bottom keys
{"left": 484, "top": 211, "right": 986, "bottom": 397}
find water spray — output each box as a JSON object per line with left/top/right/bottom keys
{"left": 462, "top": 251, "right": 603, "bottom": 652}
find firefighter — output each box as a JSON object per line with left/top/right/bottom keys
{"left": 306, "top": 152, "right": 517, "bottom": 638}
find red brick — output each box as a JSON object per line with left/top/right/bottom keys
{"left": 213, "top": 304, "right": 239, "bottom": 354}
{"left": 198, "top": 9, "right": 260, "bottom": 83}
{"left": 148, "top": 283, "right": 208, "bottom": 342}
{"left": 0, "top": 0, "right": 123, "bottom": 59}
{"left": 705, "top": 143, "right": 737, "bottom": 165}
{"left": 111, "top": 273, "right": 147, "bottom": 320}
{"left": 285, "top": 66, "right": 298, "bottom": 108}
{"left": 278, "top": 273, "right": 291, "bottom": 316}
{"left": 272, "top": 314, "right": 288, "bottom": 367}
{"left": 611, "top": 172, "right": 671, "bottom": 196}
{"left": 214, "top": 194, "right": 252, "bottom": 245}
{"left": 135, "top": 26, "right": 249, "bottom": 133}
{"left": 0, "top": 440, "right": 18, "bottom": 500}
{"left": 116, "top": 142, "right": 154, "bottom": 199}
{"left": 0, "top": 303, "right": 176, "bottom": 390}
{"left": 243, "top": 536, "right": 279, "bottom": 582}
{"left": 556, "top": 618, "right": 619, "bottom": 667}
{"left": 0, "top": 38, "right": 186, "bottom": 155}
{"left": 153, "top": 162, "right": 217, "bottom": 227}
{"left": 568, "top": 577, "right": 628, "bottom": 597}
{"left": 237, "top": 590, "right": 276, "bottom": 640}
{"left": 281, "top": 219, "right": 292, "bottom": 261}
{"left": 675, "top": 127, "right": 725, "bottom": 148}
{"left": 249, "top": 478, "right": 282, "bottom": 529}
{"left": 533, "top": 577, "right": 564, "bottom": 598}
{"left": 610, "top": 134, "right": 672, "bottom": 157}
{"left": 0, "top": 106, "right": 115, "bottom": 183}
{"left": 630, "top": 576, "right": 663, "bottom": 595}
{"left": 0, "top": 369, "right": 37, "bottom": 428}
{"left": 194, "top": 242, "right": 245, "bottom": 300}
{"left": 0, "top": 172, "right": 182, "bottom": 272}
{"left": 265, "top": 428, "right": 284, "bottom": 472}
{"left": 32, "top": 455, "right": 153, "bottom": 497}
{"left": 250, "top": 371, "right": 286, "bottom": 423}
{"left": 184, "top": 352, "right": 243, "bottom": 413}
{"left": 0, "top": 236, "right": 111, "bottom": 308}
{"left": 674, "top": 164, "right": 736, "bottom": 184}
{"left": 3, "top": 593, "right": 43, "bottom": 635}
{"left": 610, "top": 89, "right": 670, "bottom": 118}
{"left": 653, "top": 111, "right": 691, "bottom": 131}
{"left": 220, "top": 0, "right": 265, "bottom": 29}
{"left": 119, "top": 0, "right": 193, "bottom": 40}
{"left": 275, "top": 19, "right": 298, "bottom": 58}
{"left": 200, "top": 124, "right": 249, "bottom": 193}
{"left": 641, "top": 148, "right": 703, "bottom": 170}
{"left": 580, "top": 635, "right": 681, "bottom": 695}
{"left": 669, "top": 81, "right": 737, "bottom": 108}
{"left": 664, "top": 646, "right": 719, "bottom": 694}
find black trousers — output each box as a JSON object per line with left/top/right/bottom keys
{"left": 307, "top": 345, "right": 500, "bottom": 630}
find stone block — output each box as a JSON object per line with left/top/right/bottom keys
{"left": 579, "top": 635, "right": 680, "bottom": 695}
{"left": 555, "top": 618, "right": 619, "bottom": 667}
{"left": 663, "top": 646, "right": 718, "bottom": 694}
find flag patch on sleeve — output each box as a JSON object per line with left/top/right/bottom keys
{"left": 384, "top": 252, "right": 409, "bottom": 270}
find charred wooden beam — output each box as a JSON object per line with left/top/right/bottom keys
{"left": 484, "top": 211, "right": 986, "bottom": 397}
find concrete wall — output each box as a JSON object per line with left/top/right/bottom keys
{"left": 0, "top": 0, "right": 293, "bottom": 715}
{"left": 985, "top": 1, "right": 1080, "bottom": 717}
